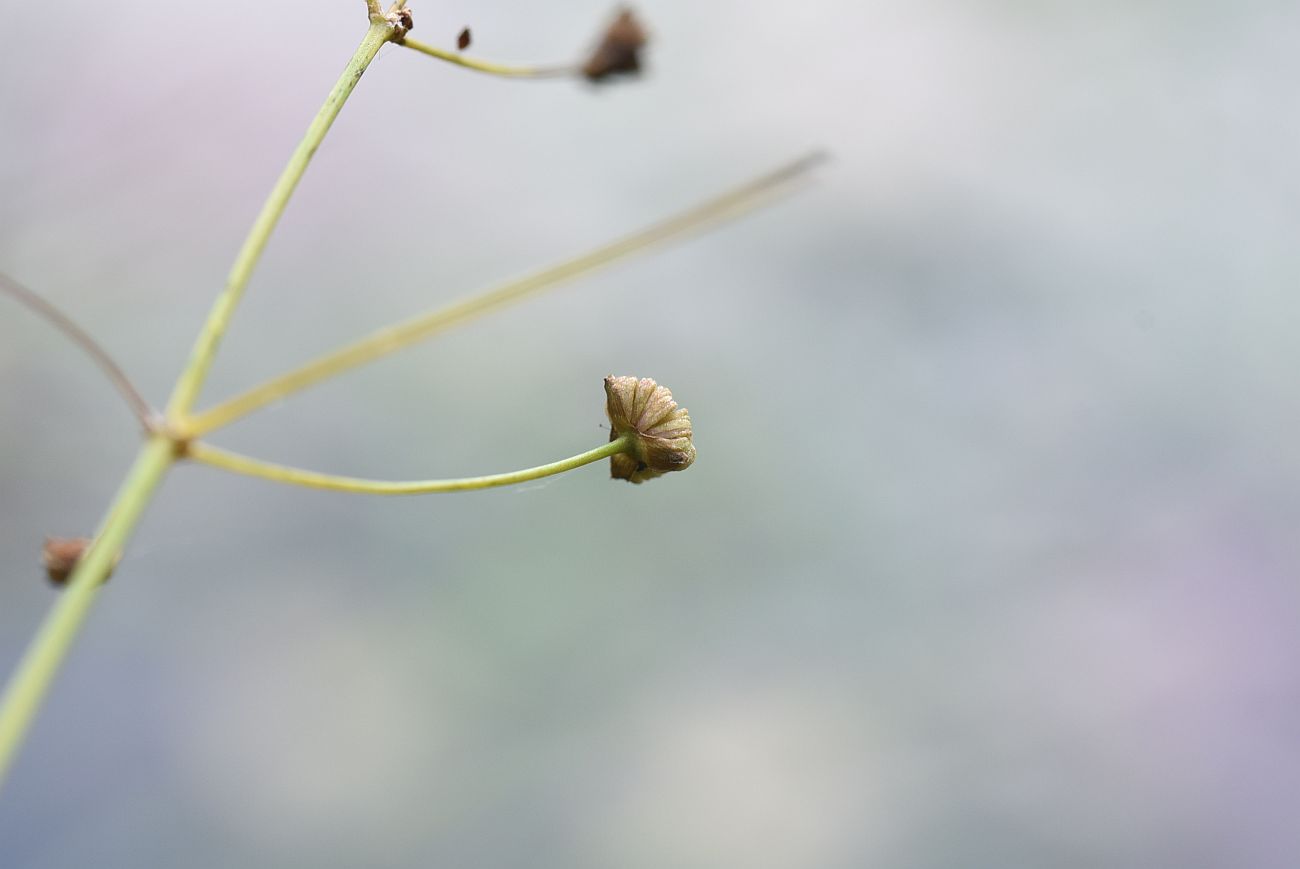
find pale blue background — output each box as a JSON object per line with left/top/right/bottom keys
{"left": 2, "top": 1, "right": 1298, "bottom": 866}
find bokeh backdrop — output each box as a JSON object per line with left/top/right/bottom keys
{"left": 2, "top": 0, "right": 1299, "bottom": 866}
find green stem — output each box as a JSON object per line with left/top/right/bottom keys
{"left": 398, "top": 36, "right": 574, "bottom": 78}
{"left": 0, "top": 436, "right": 176, "bottom": 786}
{"left": 176, "top": 152, "right": 827, "bottom": 439}
{"left": 186, "top": 436, "right": 631, "bottom": 493}
{"left": 165, "top": 20, "right": 395, "bottom": 418}
{"left": 0, "top": 20, "right": 394, "bottom": 793}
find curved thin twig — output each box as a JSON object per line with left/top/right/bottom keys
{"left": 185, "top": 436, "right": 631, "bottom": 494}
{"left": 0, "top": 272, "right": 157, "bottom": 428}
{"left": 397, "top": 36, "right": 576, "bottom": 79}
{"left": 178, "top": 151, "right": 828, "bottom": 438}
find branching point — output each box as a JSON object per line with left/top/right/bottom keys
{"left": 386, "top": 5, "right": 413, "bottom": 38}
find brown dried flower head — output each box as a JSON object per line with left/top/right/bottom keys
{"left": 604, "top": 375, "right": 695, "bottom": 483}
{"left": 42, "top": 536, "right": 93, "bottom": 586}
{"left": 42, "top": 536, "right": 121, "bottom": 587}
{"left": 582, "top": 8, "right": 648, "bottom": 82}
{"left": 387, "top": 6, "right": 414, "bottom": 37}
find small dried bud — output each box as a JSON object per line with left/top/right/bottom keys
{"left": 42, "top": 536, "right": 121, "bottom": 587}
{"left": 604, "top": 375, "right": 695, "bottom": 483}
{"left": 582, "top": 9, "right": 648, "bottom": 82}
{"left": 388, "top": 6, "right": 414, "bottom": 36}
{"left": 42, "top": 536, "right": 94, "bottom": 586}
{"left": 457, "top": 27, "right": 472, "bottom": 51}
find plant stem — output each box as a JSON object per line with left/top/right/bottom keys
{"left": 177, "top": 153, "right": 826, "bottom": 438}
{"left": 185, "top": 436, "right": 631, "bottom": 494}
{"left": 0, "top": 271, "right": 157, "bottom": 429}
{"left": 0, "top": 20, "right": 395, "bottom": 793}
{"left": 0, "top": 435, "right": 175, "bottom": 786}
{"left": 398, "top": 36, "right": 575, "bottom": 78}
{"left": 165, "top": 20, "right": 395, "bottom": 419}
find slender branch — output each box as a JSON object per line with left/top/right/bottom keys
{"left": 164, "top": 20, "right": 396, "bottom": 419}
{"left": 0, "top": 20, "right": 395, "bottom": 793}
{"left": 0, "top": 271, "right": 157, "bottom": 429}
{"left": 185, "top": 436, "right": 632, "bottom": 494}
{"left": 177, "top": 152, "right": 827, "bottom": 438}
{"left": 0, "top": 436, "right": 175, "bottom": 786}
{"left": 397, "top": 35, "right": 575, "bottom": 79}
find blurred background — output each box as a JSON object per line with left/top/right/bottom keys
{"left": 3, "top": 0, "right": 1299, "bottom": 866}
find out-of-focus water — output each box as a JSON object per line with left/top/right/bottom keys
{"left": 2, "top": 1, "right": 1298, "bottom": 866}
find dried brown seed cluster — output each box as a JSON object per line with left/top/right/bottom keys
{"left": 41, "top": 536, "right": 121, "bottom": 586}
{"left": 388, "top": 6, "right": 414, "bottom": 36}
{"left": 42, "top": 536, "right": 93, "bottom": 586}
{"left": 582, "top": 9, "right": 648, "bottom": 82}
{"left": 604, "top": 376, "right": 695, "bottom": 483}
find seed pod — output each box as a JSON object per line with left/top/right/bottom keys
{"left": 42, "top": 536, "right": 93, "bottom": 586}
{"left": 42, "top": 536, "right": 121, "bottom": 587}
{"left": 582, "top": 9, "right": 648, "bottom": 82}
{"left": 604, "top": 375, "right": 695, "bottom": 483}
{"left": 388, "top": 6, "right": 414, "bottom": 35}
{"left": 457, "top": 27, "right": 472, "bottom": 51}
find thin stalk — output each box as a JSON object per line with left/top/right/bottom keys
{"left": 398, "top": 36, "right": 575, "bottom": 78}
{"left": 178, "top": 152, "right": 826, "bottom": 438}
{"left": 185, "top": 436, "right": 631, "bottom": 494}
{"left": 0, "top": 436, "right": 175, "bottom": 785}
{"left": 0, "top": 21, "right": 394, "bottom": 793}
{"left": 165, "top": 20, "right": 395, "bottom": 418}
{"left": 0, "top": 271, "right": 156, "bottom": 429}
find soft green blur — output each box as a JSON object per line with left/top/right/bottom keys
{"left": 2, "top": 1, "right": 1298, "bottom": 867}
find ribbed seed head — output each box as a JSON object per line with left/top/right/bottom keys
{"left": 604, "top": 375, "right": 695, "bottom": 483}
